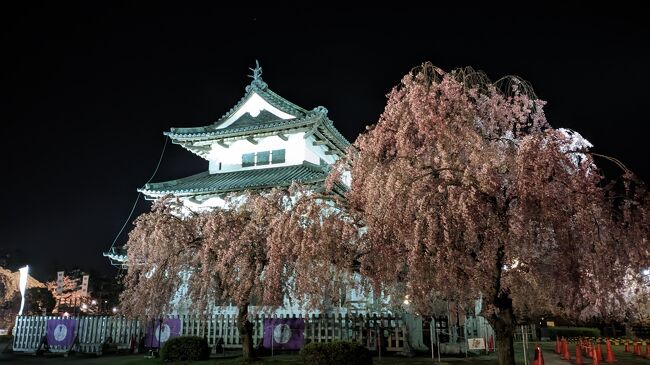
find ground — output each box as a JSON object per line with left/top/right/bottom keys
{"left": 2, "top": 340, "right": 649, "bottom": 364}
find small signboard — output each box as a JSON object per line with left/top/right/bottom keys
{"left": 56, "top": 271, "right": 64, "bottom": 295}
{"left": 81, "top": 275, "right": 89, "bottom": 295}
{"left": 468, "top": 337, "right": 486, "bottom": 350}
{"left": 546, "top": 321, "right": 555, "bottom": 327}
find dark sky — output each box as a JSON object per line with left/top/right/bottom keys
{"left": 1, "top": 4, "right": 649, "bottom": 280}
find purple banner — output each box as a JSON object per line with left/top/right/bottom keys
{"left": 144, "top": 318, "right": 181, "bottom": 348}
{"left": 263, "top": 318, "right": 305, "bottom": 350}
{"left": 46, "top": 318, "right": 77, "bottom": 348}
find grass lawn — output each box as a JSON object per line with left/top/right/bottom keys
{"left": 5, "top": 341, "right": 650, "bottom": 364}
{"left": 3, "top": 354, "right": 501, "bottom": 364}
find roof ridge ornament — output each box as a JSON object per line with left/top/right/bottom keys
{"left": 247, "top": 59, "right": 268, "bottom": 91}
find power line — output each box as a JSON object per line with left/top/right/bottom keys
{"left": 109, "top": 136, "right": 169, "bottom": 250}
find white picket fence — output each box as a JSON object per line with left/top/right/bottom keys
{"left": 13, "top": 313, "right": 407, "bottom": 354}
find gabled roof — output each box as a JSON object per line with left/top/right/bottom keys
{"left": 165, "top": 78, "right": 310, "bottom": 141}
{"left": 216, "top": 79, "right": 309, "bottom": 124}
{"left": 164, "top": 71, "right": 350, "bottom": 158}
{"left": 139, "top": 162, "right": 329, "bottom": 198}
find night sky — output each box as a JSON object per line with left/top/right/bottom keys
{"left": 1, "top": 4, "right": 648, "bottom": 280}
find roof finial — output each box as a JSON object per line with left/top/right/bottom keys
{"left": 247, "top": 60, "right": 267, "bottom": 90}
{"left": 249, "top": 60, "right": 263, "bottom": 81}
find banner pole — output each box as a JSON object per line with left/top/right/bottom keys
{"left": 271, "top": 324, "right": 274, "bottom": 358}
{"left": 158, "top": 318, "right": 163, "bottom": 351}
{"left": 431, "top": 317, "right": 435, "bottom": 360}
{"left": 521, "top": 325, "right": 528, "bottom": 365}
{"left": 437, "top": 323, "right": 441, "bottom": 364}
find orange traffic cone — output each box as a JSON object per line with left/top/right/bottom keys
{"left": 555, "top": 337, "right": 561, "bottom": 353}
{"left": 605, "top": 339, "right": 615, "bottom": 363}
{"left": 575, "top": 342, "right": 584, "bottom": 365}
{"left": 563, "top": 339, "right": 572, "bottom": 361}
{"left": 596, "top": 342, "right": 603, "bottom": 361}
{"left": 593, "top": 346, "right": 601, "bottom": 365}
{"left": 533, "top": 345, "right": 545, "bottom": 365}
{"left": 624, "top": 340, "right": 629, "bottom": 352}
{"left": 645, "top": 343, "right": 650, "bottom": 359}
{"left": 634, "top": 341, "right": 641, "bottom": 356}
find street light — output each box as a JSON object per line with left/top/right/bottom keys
{"left": 112, "top": 307, "right": 118, "bottom": 314}
{"left": 91, "top": 299, "right": 97, "bottom": 306}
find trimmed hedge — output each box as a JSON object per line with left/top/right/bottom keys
{"left": 547, "top": 326, "right": 600, "bottom": 339}
{"left": 160, "top": 336, "right": 210, "bottom": 361}
{"left": 300, "top": 341, "right": 372, "bottom": 365}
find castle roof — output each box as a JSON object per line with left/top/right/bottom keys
{"left": 165, "top": 73, "right": 350, "bottom": 158}
{"left": 139, "top": 162, "right": 328, "bottom": 198}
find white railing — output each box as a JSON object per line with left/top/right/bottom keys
{"left": 13, "top": 313, "right": 407, "bottom": 354}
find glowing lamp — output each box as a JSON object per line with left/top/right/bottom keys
{"left": 18, "top": 265, "right": 29, "bottom": 315}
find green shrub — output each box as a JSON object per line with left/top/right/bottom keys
{"left": 160, "top": 336, "right": 210, "bottom": 361}
{"left": 547, "top": 326, "right": 601, "bottom": 339}
{"left": 300, "top": 341, "right": 372, "bottom": 365}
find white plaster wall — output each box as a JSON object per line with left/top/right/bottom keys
{"left": 303, "top": 135, "right": 338, "bottom": 165}
{"left": 179, "top": 196, "right": 227, "bottom": 213}
{"left": 206, "top": 132, "right": 341, "bottom": 174}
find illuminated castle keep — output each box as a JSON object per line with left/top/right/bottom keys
{"left": 104, "top": 63, "right": 349, "bottom": 264}
{"left": 103, "top": 64, "right": 493, "bottom": 348}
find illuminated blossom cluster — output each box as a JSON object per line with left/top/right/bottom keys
{"left": 120, "top": 189, "right": 356, "bottom": 359}
{"left": 122, "top": 63, "right": 648, "bottom": 365}
{"left": 46, "top": 275, "right": 88, "bottom": 307}
{"left": 328, "top": 63, "right": 649, "bottom": 365}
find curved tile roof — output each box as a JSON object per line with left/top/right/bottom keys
{"left": 163, "top": 78, "right": 351, "bottom": 149}
{"left": 140, "top": 162, "right": 328, "bottom": 197}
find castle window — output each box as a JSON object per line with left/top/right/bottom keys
{"left": 242, "top": 153, "right": 255, "bottom": 167}
{"left": 242, "top": 149, "right": 286, "bottom": 167}
{"left": 256, "top": 151, "right": 270, "bottom": 165}
{"left": 271, "top": 149, "right": 285, "bottom": 164}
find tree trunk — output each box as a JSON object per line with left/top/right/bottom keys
{"left": 489, "top": 294, "right": 516, "bottom": 365}
{"left": 237, "top": 304, "right": 255, "bottom": 361}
